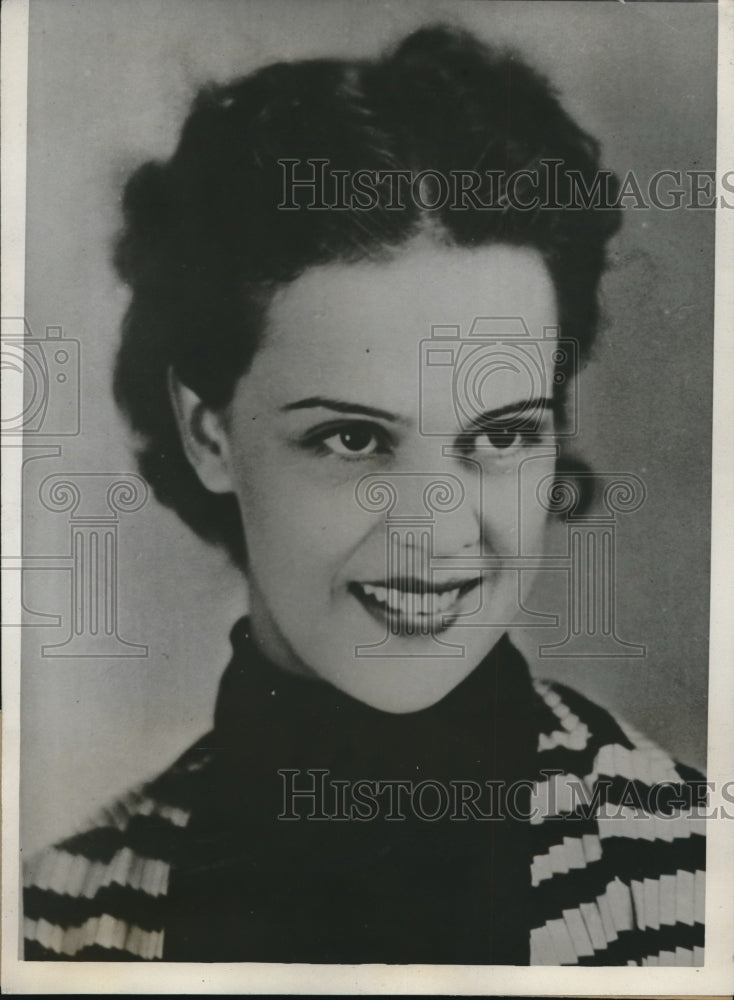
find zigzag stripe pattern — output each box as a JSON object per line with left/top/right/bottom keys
{"left": 23, "top": 746, "right": 211, "bottom": 961}
{"left": 528, "top": 680, "right": 706, "bottom": 965}
{"left": 23, "top": 683, "right": 705, "bottom": 964}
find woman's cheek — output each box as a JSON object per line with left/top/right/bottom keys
{"left": 241, "top": 473, "right": 358, "bottom": 577}
{"left": 481, "top": 460, "right": 553, "bottom": 553}
{"left": 478, "top": 474, "right": 525, "bottom": 550}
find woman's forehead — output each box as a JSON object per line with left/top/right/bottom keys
{"left": 232, "top": 241, "right": 561, "bottom": 427}
{"left": 261, "top": 242, "right": 558, "bottom": 364}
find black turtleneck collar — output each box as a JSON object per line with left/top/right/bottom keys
{"left": 214, "top": 617, "right": 537, "bottom": 785}
{"left": 164, "top": 618, "right": 541, "bottom": 965}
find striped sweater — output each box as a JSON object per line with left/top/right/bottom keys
{"left": 24, "top": 675, "right": 705, "bottom": 964}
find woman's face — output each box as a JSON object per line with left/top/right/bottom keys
{"left": 211, "top": 240, "right": 559, "bottom": 712}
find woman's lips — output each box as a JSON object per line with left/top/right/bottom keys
{"left": 348, "top": 576, "right": 481, "bottom": 633}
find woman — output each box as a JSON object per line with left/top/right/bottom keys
{"left": 23, "top": 24, "right": 705, "bottom": 965}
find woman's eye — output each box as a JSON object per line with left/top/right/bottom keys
{"left": 320, "top": 423, "right": 384, "bottom": 457}
{"left": 481, "top": 426, "right": 522, "bottom": 451}
{"left": 464, "top": 423, "right": 525, "bottom": 455}
{"left": 457, "top": 414, "right": 548, "bottom": 458}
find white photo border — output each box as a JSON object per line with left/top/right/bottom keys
{"left": 2, "top": 0, "right": 733, "bottom": 993}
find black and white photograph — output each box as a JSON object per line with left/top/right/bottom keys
{"left": 2, "top": 0, "right": 734, "bottom": 993}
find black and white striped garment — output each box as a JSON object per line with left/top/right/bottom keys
{"left": 527, "top": 680, "right": 705, "bottom": 965}
{"left": 23, "top": 678, "right": 705, "bottom": 964}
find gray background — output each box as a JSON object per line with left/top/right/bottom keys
{"left": 20, "top": 0, "right": 715, "bottom": 856}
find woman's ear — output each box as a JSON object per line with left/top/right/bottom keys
{"left": 168, "top": 369, "right": 234, "bottom": 495}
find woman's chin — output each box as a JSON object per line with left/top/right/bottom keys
{"left": 255, "top": 591, "right": 508, "bottom": 713}
{"left": 316, "top": 634, "right": 494, "bottom": 715}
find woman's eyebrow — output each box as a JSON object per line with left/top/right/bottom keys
{"left": 474, "top": 397, "right": 554, "bottom": 422}
{"left": 458, "top": 397, "right": 555, "bottom": 436}
{"left": 281, "top": 396, "right": 403, "bottom": 422}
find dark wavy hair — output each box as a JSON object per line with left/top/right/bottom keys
{"left": 113, "top": 24, "right": 621, "bottom": 565}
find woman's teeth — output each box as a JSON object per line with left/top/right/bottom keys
{"left": 359, "top": 582, "right": 466, "bottom": 616}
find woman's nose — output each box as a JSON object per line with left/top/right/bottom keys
{"left": 358, "top": 456, "right": 483, "bottom": 557}
{"left": 429, "top": 482, "right": 482, "bottom": 555}
{"left": 410, "top": 443, "right": 484, "bottom": 556}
